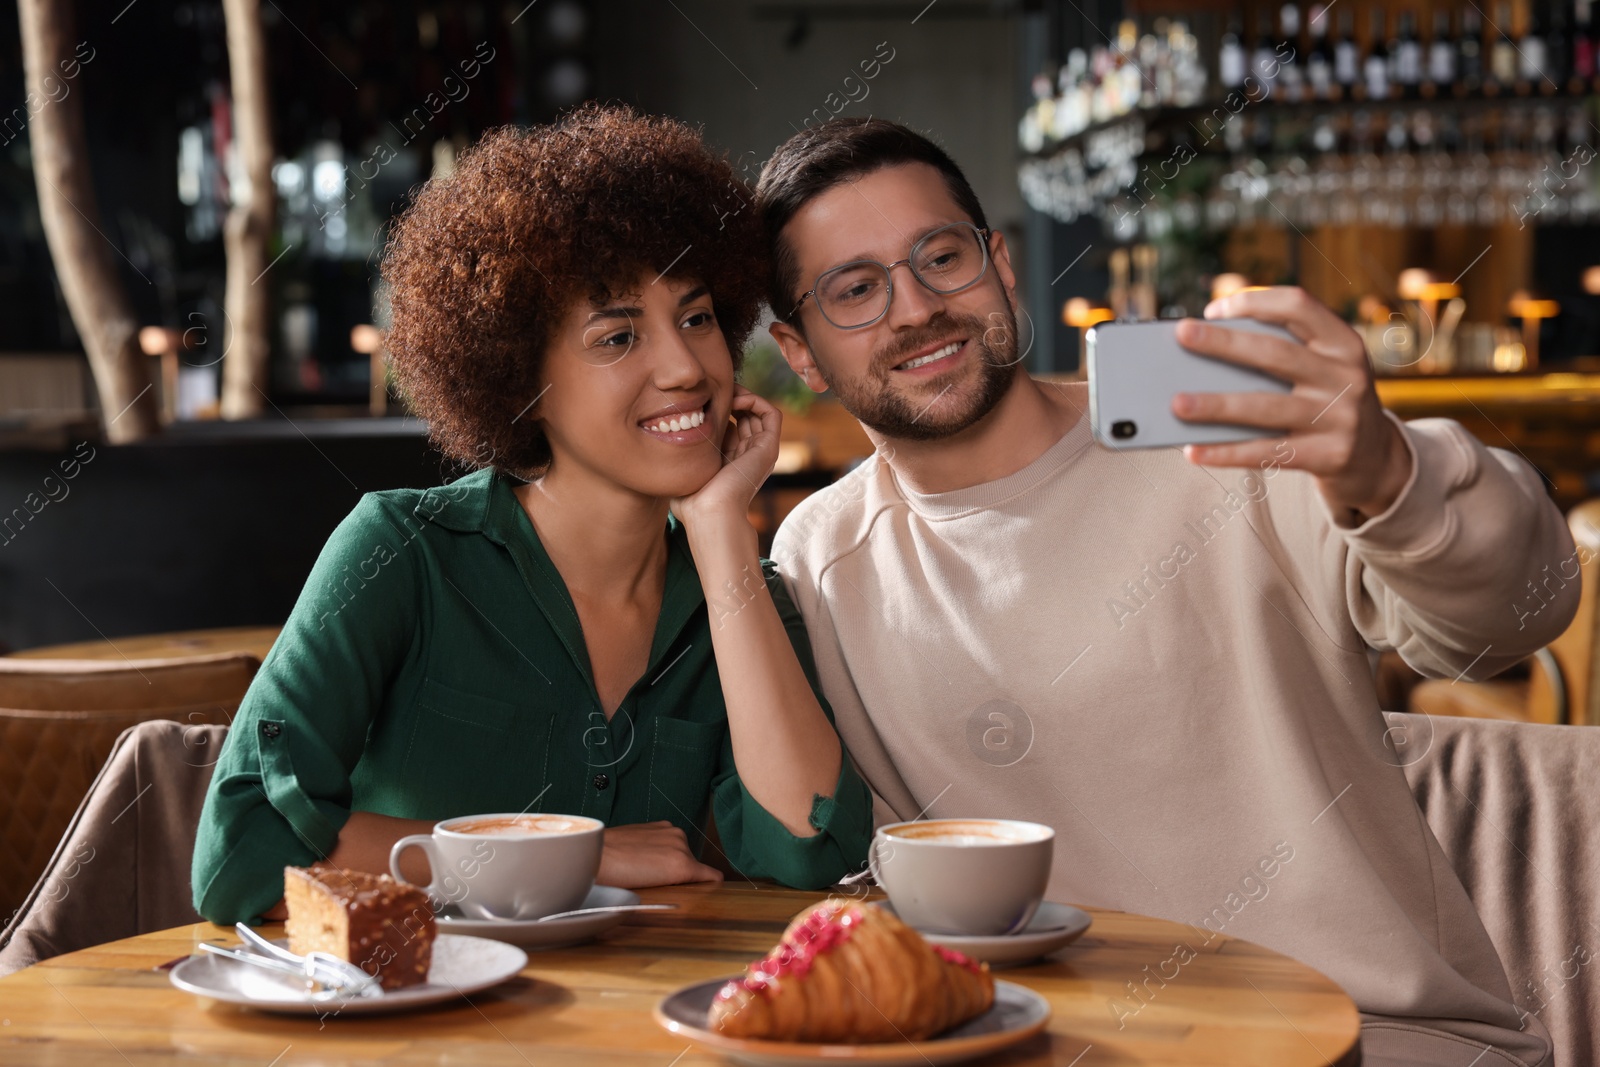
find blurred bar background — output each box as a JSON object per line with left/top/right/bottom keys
{"left": 1, "top": 0, "right": 1596, "bottom": 650}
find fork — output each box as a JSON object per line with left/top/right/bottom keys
{"left": 210, "top": 923, "right": 384, "bottom": 999}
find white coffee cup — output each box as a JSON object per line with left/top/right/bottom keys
{"left": 869, "top": 818, "right": 1054, "bottom": 936}
{"left": 389, "top": 812, "right": 604, "bottom": 921}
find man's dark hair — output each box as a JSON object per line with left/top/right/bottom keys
{"left": 755, "top": 118, "right": 987, "bottom": 324}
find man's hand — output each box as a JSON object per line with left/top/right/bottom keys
{"left": 1171, "top": 286, "right": 1414, "bottom": 522}
{"left": 598, "top": 821, "right": 723, "bottom": 888}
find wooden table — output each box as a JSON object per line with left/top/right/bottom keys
{"left": 0, "top": 884, "right": 1360, "bottom": 1066}
{"left": 8, "top": 625, "right": 281, "bottom": 663}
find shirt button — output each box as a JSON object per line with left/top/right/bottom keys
{"left": 593, "top": 773, "right": 610, "bottom": 790}
{"left": 260, "top": 722, "right": 282, "bottom": 740}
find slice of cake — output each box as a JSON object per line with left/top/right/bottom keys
{"left": 282, "top": 865, "right": 436, "bottom": 991}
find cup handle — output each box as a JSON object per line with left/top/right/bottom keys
{"left": 867, "top": 833, "right": 889, "bottom": 886}
{"left": 390, "top": 834, "right": 440, "bottom": 896}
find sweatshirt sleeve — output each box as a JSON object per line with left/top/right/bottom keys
{"left": 191, "top": 494, "right": 422, "bottom": 924}
{"left": 706, "top": 561, "right": 873, "bottom": 890}
{"left": 1323, "top": 411, "right": 1579, "bottom": 680}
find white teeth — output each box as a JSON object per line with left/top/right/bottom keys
{"left": 899, "top": 341, "right": 962, "bottom": 370}
{"left": 645, "top": 408, "right": 706, "bottom": 434}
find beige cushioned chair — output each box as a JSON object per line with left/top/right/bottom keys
{"left": 1396, "top": 710, "right": 1600, "bottom": 1067}
{"left": 0, "top": 652, "right": 256, "bottom": 922}
{"left": 0, "top": 719, "right": 227, "bottom": 975}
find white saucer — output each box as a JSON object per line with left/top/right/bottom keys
{"left": 878, "top": 901, "right": 1092, "bottom": 967}
{"left": 170, "top": 933, "right": 527, "bottom": 1015}
{"left": 435, "top": 884, "right": 641, "bottom": 948}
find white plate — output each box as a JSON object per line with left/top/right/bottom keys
{"left": 170, "top": 933, "right": 527, "bottom": 1015}
{"left": 656, "top": 977, "right": 1051, "bottom": 1067}
{"left": 435, "top": 885, "right": 641, "bottom": 948}
{"left": 878, "top": 901, "right": 1092, "bottom": 967}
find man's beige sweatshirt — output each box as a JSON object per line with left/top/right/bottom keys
{"left": 772, "top": 394, "right": 1579, "bottom": 1066}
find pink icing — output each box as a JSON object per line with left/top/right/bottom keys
{"left": 933, "top": 944, "right": 984, "bottom": 973}
{"left": 718, "top": 904, "right": 860, "bottom": 998}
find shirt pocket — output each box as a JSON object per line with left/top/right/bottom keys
{"left": 401, "top": 677, "right": 530, "bottom": 809}
{"left": 644, "top": 715, "right": 725, "bottom": 828}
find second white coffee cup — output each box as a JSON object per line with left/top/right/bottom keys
{"left": 389, "top": 812, "right": 604, "bottom": 921}
{"left": 870, "top": 817, "right": 1054, "bottom": 936}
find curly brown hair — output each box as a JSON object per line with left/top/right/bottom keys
{"left": 381, "top": 103, "right": 765, "bottom": 478}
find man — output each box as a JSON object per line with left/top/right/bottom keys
{"left": 759, "top": 117, "right": 1579, "bottom": 1067}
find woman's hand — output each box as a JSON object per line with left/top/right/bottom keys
{"left": 598, "top": 821, "right": 723, "bottom": 888}
{"left": 671, "top": 386, "right": 781, "bottom": 534}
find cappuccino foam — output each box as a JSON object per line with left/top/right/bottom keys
{"left": 450, "top": 815, "right": 589, "bottom": 836}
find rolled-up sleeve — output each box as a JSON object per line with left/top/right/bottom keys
{"left": 706, "top": 564, "right": 873, "bottom": 890}
{"left": 191, "top": 495, "right": 421, "bottom": 924}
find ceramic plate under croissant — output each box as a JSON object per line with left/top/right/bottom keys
{"left": 654, "top": 898, "right": 1051, "bottom": 1067}
{"left": 656, "top": 978, "right": 1051, "bottom": 1067}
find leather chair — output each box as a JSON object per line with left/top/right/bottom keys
{"left": 0, "top": 653, "right": 257, "bottom": 924}
{"left": 0, "top": 719, "right": 227, "bottom": 975}
{"left": 1409, "top": 499, "right": 1600, "bottom": 725}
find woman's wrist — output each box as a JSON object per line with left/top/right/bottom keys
{"left": 683, "top": 512, "right": 760, "bottom": 564}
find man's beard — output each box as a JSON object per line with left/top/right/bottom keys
{"left": 813, "top": 306, "right": 1021, "bottom": 442}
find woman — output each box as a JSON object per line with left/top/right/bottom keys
{"left": 191, "top": 104, "right": 872, "bottom": 924}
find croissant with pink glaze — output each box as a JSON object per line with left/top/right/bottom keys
{"left": 709, "top": 897, "right": 994, "bottom": 1043}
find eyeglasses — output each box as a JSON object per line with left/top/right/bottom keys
{"left": 789, "top": 222, "right": 993, "bottom": 329}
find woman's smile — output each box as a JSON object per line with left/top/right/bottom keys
{"left": 638, "top": 396, "right": 715, "bottom": 444}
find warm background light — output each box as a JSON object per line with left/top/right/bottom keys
{"left": 1063, "top": 297, "right": 1115, "bottom": 329}
{"left": 1210, "top": 273, "right": 1249, "bottom": 301}
{"left": 1397, "top": 268, "right": 1435, "bottom": 301}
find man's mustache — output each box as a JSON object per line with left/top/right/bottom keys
{"left": 871, "top": 314, "right": 990, "bottom": 375}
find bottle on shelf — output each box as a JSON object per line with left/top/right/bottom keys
{"left": 1457, "top": 5, "right": 1484, "bottom": 96}
{"left": 1219, "top": 15, "right": 1248, "bottom": 91}
{"left": 1333, "top": 6, "right": 1360, "bottom": 98}
{"left": 1059, "top": 49, "right": 1089, "bottom": 139}
{"left": 1116, "top": 20, "right": 1142, "bottom": 114}
{"left": 1544, "top": 4, "right": 1569, "bottom": 95}
{"left": 1307, "top": 4, "right": 1335, "bottom": 99}
{"left": 1020, "top": 69, "right": 1052, "bottom": 153}
{"left": 1277, "top": 4, "right": 1305, "bottom": 101}
{"left": 1577, "top": 0, "right": 1598, "bottom": 94}
{"left": 1517, "top": 4, "right": 1549, "bottom": 95}
{"left": 1487, "top": 2, "right": 1517, "bottom": 95}
{"left": 1252, "top": 8, "right": 1279, "bottom": 91}
{"left": 1142, "top": 19, "right": 1166, "bottom": 110}
{"left": 1364, "top": 6, "right": 1392, "bottom": 101}
{"left": 1426, "top": 8, "right": 1456, "bottom": 98}
{"left": 1392, "top": 9, "right": 1423, "bottom": 98}
{"left": 1169, "top": 20, "right": 1207, "bottom": 106}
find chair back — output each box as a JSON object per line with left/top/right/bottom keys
{"left": 0, "top": 652, "right": 256, "bottom": 921}
{"left": 1398, "top": 711, "right": 1600, "bottom": 1067}
{"left": 0, "top": 719, "right": 227, "bottom": 975}
{"left": 0, "top": 652, "right": 259, "bottom": 712}
{"left": 1530, "top": 499, "right": 1600, "bottom": 725}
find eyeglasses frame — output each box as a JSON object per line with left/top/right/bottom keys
{"left": 788, "top": 221, "right": 995, "bottom": 329}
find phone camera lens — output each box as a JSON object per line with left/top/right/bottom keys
{"left": 1111, "top": 420, "right": 1137, "bottom": 440}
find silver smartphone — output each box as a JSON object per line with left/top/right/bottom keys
{"left": 1086, "top": 318, "right": 1296, "bottom": 450}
